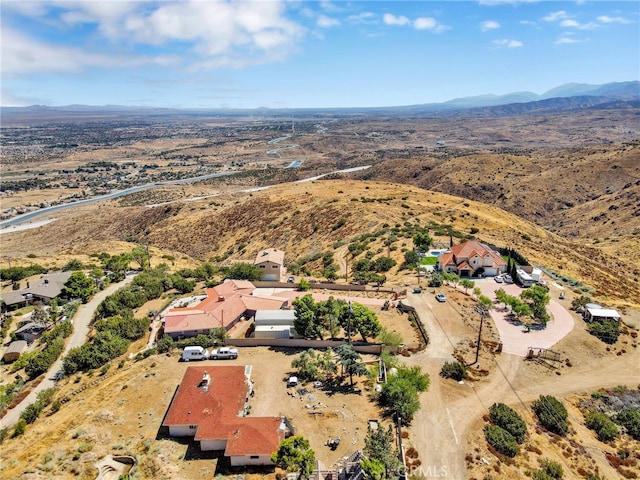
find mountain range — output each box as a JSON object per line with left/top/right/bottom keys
{"left": 1, "top": 81, "right": 638, "bottom": 117}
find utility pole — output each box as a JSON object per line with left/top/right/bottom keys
{"left": 472, "top": 306, "right": 486, "bottom": 366}
{"left": 347, "top": 301, "right": 353, "bottom": 344}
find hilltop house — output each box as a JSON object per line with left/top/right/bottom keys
{"left": 0, "top": 271, "right": 72, "bottom": 311}
{"left": 254, "top": 248, "right": 285, "bottom": 281}
{"left": 438, "top": 240, "right": 507, "bottom": 277}
{"left": 162, "top": 365, "right": 286, "bottom": 466}
{"left": 163, "top": 280, "right": 289, "bottom": 339}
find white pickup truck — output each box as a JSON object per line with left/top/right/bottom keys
{"left": 209, "top": 347, "right": 239, "bottom": 360}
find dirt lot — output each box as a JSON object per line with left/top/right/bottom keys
{"left": 0, "top": 346, "right": 388, "bottom": 479}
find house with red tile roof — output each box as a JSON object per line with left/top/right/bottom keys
{"left": 254, "top": 248, "right": 285, "bottom": 281}
{"left": 163, "top": 279, "right": 289, "bottom": 339}
{"left": 163, "top": 365, "right": 286, "bottom": 466}
{"left": 438, "top": 240, "right": 507, "bottom": 277}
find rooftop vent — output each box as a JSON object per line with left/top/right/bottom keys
{"left": 200, "top": 372, "right": 211, "bottom": 391}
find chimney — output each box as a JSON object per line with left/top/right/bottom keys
{"left": 201, "top": 372, "right": 211, "bottom": 392}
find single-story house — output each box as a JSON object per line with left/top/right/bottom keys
{"left": 1, "top": 271, "right": 72, "bottom": 310}
{"left": 438, "top": 240, "right": 507, "bottom": 277}
{"left": 163, "top": 280, "right": 290, "bottom": 340}
{"left": 14, "top": 321, "right": 48, "bottom": 343}
{"left": 162, "top": 366, "right": 286, "bottom": 466}
{"left": 253, "top": 309, "right": 299, "bottom": 339}
{"left": 254, "top": 248, "right": 285, "bottom": 281}
{"left": 583, "top": 307, "right": 621, "bottom": 323}
{"left": 3, "top": 340, "right": 28, "bottom": 362}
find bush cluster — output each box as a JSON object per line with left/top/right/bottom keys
{"left": 585, "top": 411, "right": 619, "bottom": 441}
{"left": 19, "top": 387, "right": 57, "bottom": 425}
{"left": 588, "top": 320, "right": 620, "bottom": 344}
{"left": 532, "top": 458, "right": 563, "bottom": 480}
{"left": 613, "top": 408, "right": 640, "bottom": 440}
{"left": 532, "top": 395, "right": 568, "bottom": 436}
{"left": 484, "top": 424, "right": 518, "bottom": 457}
{"left": 489, "top": 403, "right": 527, "bottom": 443}
{"left": 440, "top": 361, "right": 466, "bottom": 381}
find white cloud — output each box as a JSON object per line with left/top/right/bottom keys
{"left": 559, "top": 19, "right": 579, "bottom": 27}
{"left": 414, "top": 17, "right": 436, "bottom": 30}
{"left": 347, "top": 12, "right": 375, "bottom": 25}
{"left": 4, "top": 1, "right": 306, "bottom": 72}
{"left": 383, "top": 13, "right": 411, "bottom": 26}
{"left": 492, "top": 38, "right": 523, "bottom": 48}
{"left": 0, "top": 26, "right": 171, "bottom": 74}
{"left": 480, "top": 20, "right": 501, "bottom": 31}
{"left": 317, "top": 15, "right": 340, "bottom": 28}
{"left": 554, "top": 36, "right": 580, "bottom": 45}
{"left": 597, "top": 15, "right": 631, "bottom": 24}
{"left": 542, "top": 11, "right": 568, "bottom": 22}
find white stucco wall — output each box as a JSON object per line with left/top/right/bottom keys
{"left": 230, "top": 454, "right": 274, "bottom": 466}
{"left": 168, "top": 425, "right": 197, "bottom": 437}
{"left": 200, "top": 439, "right": 227, "bottom": 451}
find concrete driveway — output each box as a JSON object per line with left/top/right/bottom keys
{"left": 474, "top": 278, "right": 574, "bottom": 356}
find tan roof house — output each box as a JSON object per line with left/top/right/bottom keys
{"left": 438, "top": 240, "right": 507, "bottom": 277}
{"left": 254, "top": 248, "right": 285, "bottom": 281}
{"left": 162, "top": 366, "right": 286, "bottom": 466}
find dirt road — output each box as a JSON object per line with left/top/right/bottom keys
{"left": 0, "top": 274, "right": 135, "bottom": 430}
{"left": 403, "top": 292, "right": 640, "bottom": 479}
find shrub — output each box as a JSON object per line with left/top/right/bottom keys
{"left": 532, "top": 395, "right": 568, "bottom": 436}
{"left": 533, "top": 459, "right": 563, "bottom": 479}
{"left": 13, "top": 419, "right": 27, "bottom": 437}
{"left": 613, "top": 408, "right": 640, "bottom": 440}
{"left": 588, "top": 320, "right": 620, "bottom": 344}
{"left": 489, "top": 403, "right": 527, "bottom": 443}
{"left": 484, "top": 424, "right": 518, "bottom": 457}
{"left": 156, "top": 335, "right": 174, "bottom": 353}
{"left": 440, "top": 361, "right": 466, "bottom": 381}
{"left": 585, "top": 411, "right": 619, "bottom": 441}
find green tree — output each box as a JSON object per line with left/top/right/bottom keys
{"left": 460, "top": 278, "right": 474, "bottom": 294}
{"left": 102, "top": 253, "right": 131, "bottom": 281}
{"left": 293, "top": 294, "right": 323, "bottom": 339}
{"left": 521, "top": 285, "right": 550, "bottom": 324}
{"left": 404, "top": 250, "right": 420, "bottom": 268}
{"left": 334, "top": 344, "right": 368, "bottom": 386}
{"left": 62, "top": 258, "right": 84, "bottom": 271}
{"left": 271, "top": 436, "right": 316, "bottom": 478}
{"left": 347, "top": 302, "right": 382, "bottom": 342}
{"left": 63, "top": 271, "right": 95, "bottom": 303}
{"left": 323, "top": 264, "right": 339, "bottom": 282}
{"left": 372, "top": 257, "right": 396, "bottom": 273}
{"left": 291, "top": 349, "right": 337, "bottom": 382}
{"left": 316, "top": 296, "right": 345, "bottom": 339}
{"left": 413, "top": 232, "right": 432, "bottom": 251}
{"left": 131, "top": 245, "right": 149, "bottom": 270}
{"left": 361, "top": 458, "right": 386, "bottom": 480}
{"left": 364, "top": 425, "right": 402, "bottom": 478}
{"left": 222, "top": 262, "right": 264, "bottom": 281}
{"left": 31, "top": 303, "right": 49, "bottom": 327}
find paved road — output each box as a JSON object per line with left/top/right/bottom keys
{"left": 0, "top": 274, "right": 135, "bottom": 430}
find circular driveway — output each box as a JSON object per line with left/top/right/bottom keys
{"left": 474, "top": 278, "right": 575, "bottom": 356}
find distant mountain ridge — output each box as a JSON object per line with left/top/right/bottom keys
{"left": 1, "top": 81, "right": 638, "bottom": 117}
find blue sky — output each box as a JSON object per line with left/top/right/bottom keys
{"left": 1, "top": 1, "right": 638, "bottom": 108}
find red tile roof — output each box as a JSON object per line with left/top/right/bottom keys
{"left": 163, "top": 280, "right": 288, "bottom": 335}
{"left": 164, "top": 366, "right": 283, "bottom": 456}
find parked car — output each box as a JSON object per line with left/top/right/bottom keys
{"left": 209, "top": 347, "right": 239, "bottom": 360}
{"left": 287, "top": 376, "right": 299, "bottom": 387}
{"left": 503, "top": 274, "right": 513, "bottom": 284}
{"left": 181, "top": 346, "right": 209, "bottom": 362}
{"left": 435, "top": 293, "right": 447, "bottom": 302}
{"left": 287, "top": 276, "right": 295, "bottom": 283}
{"left": 413, "top": 287, "right": 422, "bottom": 294}
{"left": 494, "top": 275, "right": 503, "bottom": 283}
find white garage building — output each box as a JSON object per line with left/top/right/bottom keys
{"left": 253, "top": 309, "right": 298, "bottom": 339}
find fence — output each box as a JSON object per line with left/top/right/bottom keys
{"left": 396, "top": 302, "right": 430, "bottom": 346}
{"left": 224, "top": 337, "right": 385, "bottom": 354}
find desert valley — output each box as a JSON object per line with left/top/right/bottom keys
{"left": 1, "top": 89, "right": 640, "bottom": 480}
